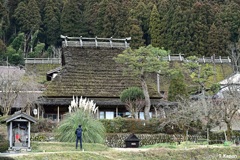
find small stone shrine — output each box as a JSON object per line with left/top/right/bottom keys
{"left": 5, "top": 111, "right": 36, "bottom": 152}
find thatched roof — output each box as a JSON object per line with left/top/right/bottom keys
{"left": 44, "top": 47, "right": 160, "bottom": 98}
{"left": 219, "top": 72, "right": 240, "bottom": 85}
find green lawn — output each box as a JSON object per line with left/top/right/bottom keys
{"left": 31, "top": 142, "right": 108, "bottom": 152}
{"left": 0, "top": 142, "right": 239, "bottom": 160}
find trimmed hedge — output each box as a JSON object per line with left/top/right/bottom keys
{"left": 0, "top": 140, "right": 9, "bottom": 152}
{"left": 100, "top": 117, "right": 201, "bottom": 134}
{"left": 105, "top": 133, "right": 207, "bottom": 147}
{"left": 100, "top": 117, "right": 162, "bottom": 134}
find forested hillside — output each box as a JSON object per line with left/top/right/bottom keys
{"left": 0, "top": 0, "right": 240, "bottom": 65}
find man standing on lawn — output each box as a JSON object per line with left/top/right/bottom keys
{"left": 75, "top": 125, "right": 83, "bottom": 150}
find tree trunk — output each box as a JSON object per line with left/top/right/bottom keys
{"left": 24, "top": 35, "right": 27, "bottom": 57}
{"left": 226, "top": 121, "right": 232, "bottom": 141}
{"left": 30, "top": 34, "right": 33, "bottom": 53}
{"left": 140, "top": 75, "right": 151, "bottom": 120}
{"left": 134, "top": 112, "right": 138, "bottom": 119}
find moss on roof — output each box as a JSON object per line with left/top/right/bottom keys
{"left": 44, "top": 47, "right": 233, "bottom": 98}
{"left": 44, "top": 48, "right": 160, "bottom": 98}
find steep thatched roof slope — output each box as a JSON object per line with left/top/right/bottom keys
{"left": 44, "top": 47, "right": 160, "bottom": 98}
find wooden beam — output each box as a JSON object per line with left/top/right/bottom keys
{"left": 28, "top": 121, "right": 31, "bottom": 148}
{"left": 9, "top": 122, "right": 12, "bottom": 148}
{"left": 13, "top": 119, "right": 28, "bottom": 122}
{"left": 57, "top": 106, "right": 60, "bottom": 122}
{"left": 60, "top": 35, "right": 131, "bottom": 41}
{"left": 37, "top": 105, "right": 39, "bottom": 120}
{"left": 116, "top": 107, "right": 118, "bottom": 117}
{"left": 97, "top": 108, "right": 99, "bottom": 119}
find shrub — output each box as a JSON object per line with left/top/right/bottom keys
{"left": 120, "top": 87, "right": 145, "bottom": 119}
{"left": 101, "top": 117, "right": 163, "bottom": 134}
{"left": 31, "top": 134, "right": 47, "bottom": 142}
{"left": 0, "top": 140, "right": 9, "bottom": 152}
{"left": 223, "top": 141, "right": 233, "bottom": 146}
{"left": 55, "top": 109, "right": 106, "bottom": 143}
{"left": 31, "top": 118, "right": 57, "bottom": 133}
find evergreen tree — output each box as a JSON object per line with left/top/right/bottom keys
{"left": 27, "top": 0, "right": 41, "bottom": 33}
{"left": 10, "top": 32, "right": 24, "bottom": 51}
{"left": 61, "top": 0, "right": 86, "bottom": 36}
{"left": 120, "top": 87, "right": 145, "bottom": 119}
{"left": 132, "top": 1, "right": 151, "bottom": 45}
{"left": 101, "top": 1, "right": 125, "bottom": 37}
{"left": 7, "top": 0, "right": 22, "bottom": 16}
{"left": 114, "top": 45, "right": 169, "bottom": 120}
{"left": 0, "top": 39, "right": 6, "bottom": 62}
{"left": 220, "top": 1, "right": 240, "bottom": 44}
{"left": 207, "top": 23, "right": 219, "bottom": 56}
{"left": 170, "top": 3, "right": 192, "bottom": 55}
{"left": 113, "top": 1, "right": 130, "bottom": 38}
{"left": 149, "top": 5, "right": 161, "bottom": 47}
{"left": 157, "top": 0, "right": 171, "bottom": 50}
{"left": 83, "top": 0, "right": 101, "bottom": 37}
{"left": 43, "top": 0, "right": 61, "bottom": 46}
{"left": 6, "top": 0, "right": 22, "bottom": 43}
{"left": 168, "top": 70, "right": 188, "bottom": 101}
{"left": 0, "top": 2, "right": 9, "bottom": 40}
{"left": 94, "top": 0, "right": 108, "bottom": 37}
{"left": 214, "top": 16, "right": 230, "bottom": 56}
{"left": 14, "top": 2, "right": 28, "bottom": 32}
{"left": 125, "top": 17, "right": 144, "bottom": 49}
{"left": 189, "top": 1, "right": 213, "bottom": 56}
{"left": 14, "top": 0, "right": 41, "bottom": 56}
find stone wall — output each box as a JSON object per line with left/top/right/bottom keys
{"left": 105, "top": 133, "right": 206, "bottom": 148}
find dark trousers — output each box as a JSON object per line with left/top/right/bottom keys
{"left": 76, "top": 136, "right": 82, "bottom": 149}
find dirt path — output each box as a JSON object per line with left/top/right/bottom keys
{"left": 0, "top": 148, "right": 152, "bottom": 158}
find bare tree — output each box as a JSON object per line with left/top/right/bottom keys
{"left": 214, "top": 85, "right": 240, "bottom": 140}
{"left": 160, "top": 98, "right": 204, "bottom": 140}
{"left": 228, "top": 42, "right": 240, "bottom": 72}
{"left": 0, "top": 67, "right": 24, "bottom": 115}
{"left": 124, "top": 98, "right": 145, "bottom": 119}
{"left": 0, "top": 67, "right": 42, "bottom": 116}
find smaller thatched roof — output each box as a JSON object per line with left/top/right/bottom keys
{"left": 219, "top": 72, "right": 240, "bottom": 85}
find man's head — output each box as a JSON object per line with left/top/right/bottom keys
{"left": 79, "top": 125, "right": 81, "bottom": 128}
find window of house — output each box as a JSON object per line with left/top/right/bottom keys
{"left": 105, "top": 111, "right": 114, "bottom": 119}
{"left": 139, "top": 112, "right": 152, "bottom": 120}
{"left": 99, "top": 111, "right": 105, "bottom": 119}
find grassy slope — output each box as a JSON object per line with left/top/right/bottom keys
{"left": 25, "top": 64, "right": 60, "bottom": 84}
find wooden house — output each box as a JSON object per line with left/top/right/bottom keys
{"left": 37, "top": 36, "right": 169, "bottom": 120}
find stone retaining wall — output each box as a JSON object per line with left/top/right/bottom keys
{"left": 106, "top": 133, "right": 206, "bottom": 148}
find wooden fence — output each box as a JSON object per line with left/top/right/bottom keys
{"left": 24, "top": 54, "right": 231, "bottom": 64}
{"left": 60, "top": 35, "right": 131, "bottom": 48}
{"left": 24, "top": 58, "right": 61, "bottom": 64}
{"left": 164, "top": 54, "right": 231, "bottom": 64}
